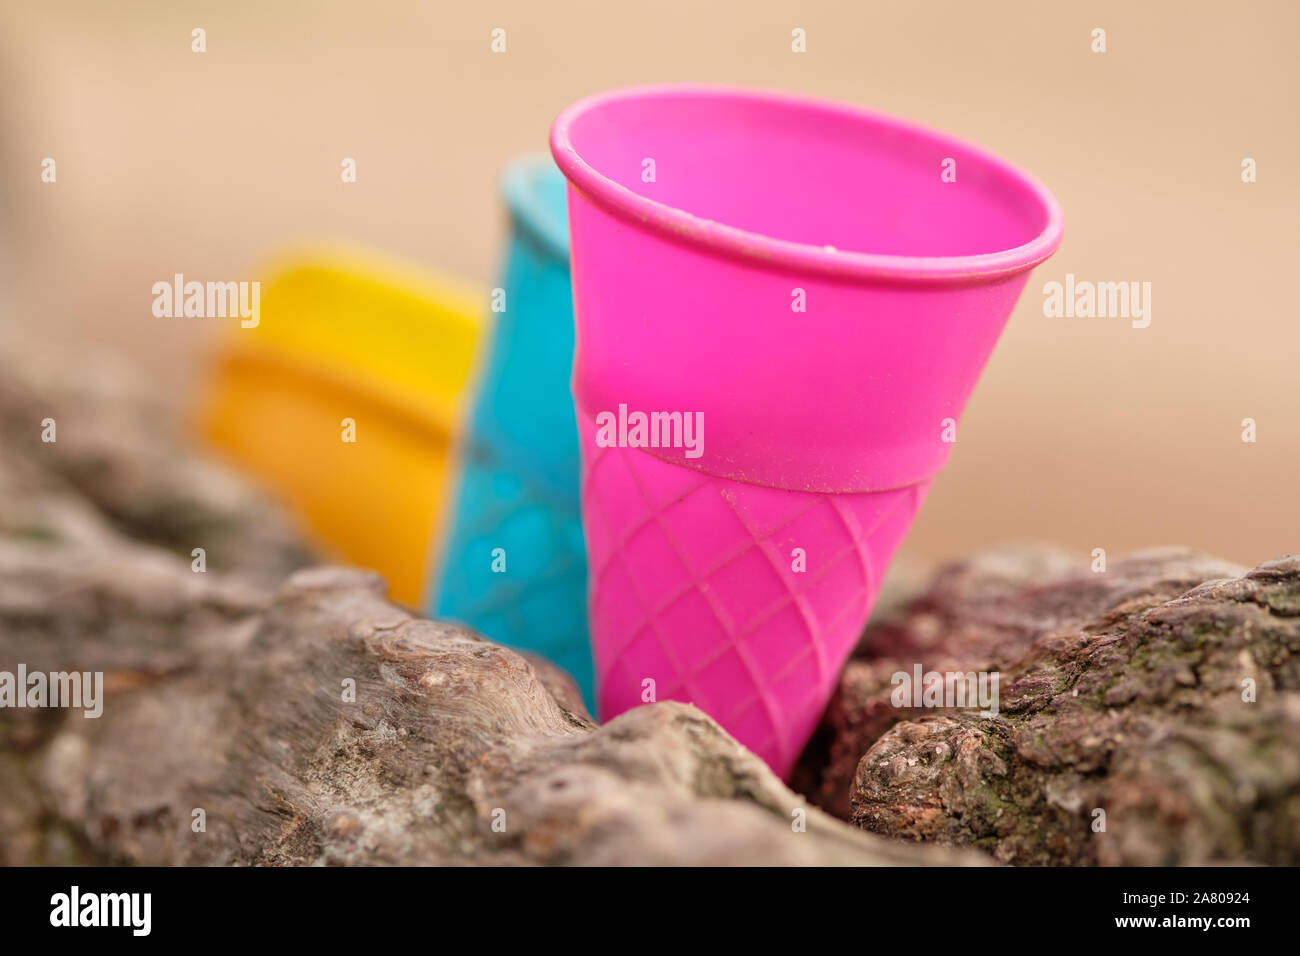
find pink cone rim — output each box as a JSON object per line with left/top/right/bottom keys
{"left": 550, "top": 82, "right": 1065, "bottom": 286}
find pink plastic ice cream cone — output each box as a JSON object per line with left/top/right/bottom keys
{"left": 551, "top": 84, "right": 1063, "bottom": 778}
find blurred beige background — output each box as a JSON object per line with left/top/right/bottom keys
{"left": 2, "top": 0, "right": 1296, "bottom": 570}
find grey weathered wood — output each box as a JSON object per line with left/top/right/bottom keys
{"left": 0, "top": 348, "right": 980, "bottom": 866}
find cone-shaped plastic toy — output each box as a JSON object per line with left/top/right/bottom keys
{"left": 551, "top": 84, "right": 1063, "bottom": 777}
{"left": 196, "top": 246, "right": 483, "bottom": 606}
{"left": 433, "top": 157, "right": 593, "bottom": 705}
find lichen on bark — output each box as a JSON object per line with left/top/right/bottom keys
{"left": 794, "top": 547, "right": 1300, "bottom": 865}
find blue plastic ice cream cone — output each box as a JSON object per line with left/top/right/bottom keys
{"left": 433, "top": 156, "right": 592, "bottom": 707}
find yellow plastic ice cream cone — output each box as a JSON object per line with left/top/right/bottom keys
{"left": 195, "top": 246, "right": 483, "bottom": 606}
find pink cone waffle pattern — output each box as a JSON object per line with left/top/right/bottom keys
{"left": 581, "top": 426, "right": 930, "bottom": 778}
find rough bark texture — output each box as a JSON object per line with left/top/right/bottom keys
{"left": 2, "top": 345, "right": 1296, "bottom": 866}
{"left": 0, "top": 348, "right": 978, "bottom": 866}
{"left": 791, "top": 546, "right": 1300, "bottom": 865}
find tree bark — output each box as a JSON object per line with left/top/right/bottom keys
{"left": 792, "top": 546, "right": 1300, "bottom": 865}
{"left": 4, "top": 345, "right": 1295, "bottom": 865}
